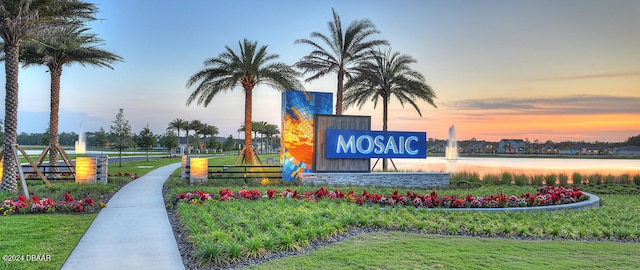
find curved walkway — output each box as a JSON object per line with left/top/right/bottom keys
{"left": 62, "top": 162, "right": 184, "bottom": 270}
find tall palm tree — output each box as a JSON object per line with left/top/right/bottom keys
{"left": 186, "top": 38, "right": 302, "bottom": 164}
{"left": 167, "top": 118, "right": 188, "bottom": 154}
{"left": 0, "top": 0, "right": 97, "bottom": 191}
{"left": 19, "top": 25, "right": 122, "bottom": 173}
{"left": 295, "top": 8, "right": 388, "bottom": 115}
{"left": 344, "top": 49, "right": 437, "bottom": 170}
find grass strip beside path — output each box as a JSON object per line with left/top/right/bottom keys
{"left": 0, "top": 214, "right": 96, "bottom": 270}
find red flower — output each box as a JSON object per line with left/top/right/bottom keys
{"left": 84, "top": 197, "right": 95, "bottom": 205}
{"left": 314, "top": 186, "right": 329, "bottom": 198}
{"left": 65, "top": 192, "right": 75, "bottom": 203}
{"left": 73, "top": 203, "right": 84, "bottom": 212}
{"left": 18, "top": 195, "right": 28, "bottom": 203}
{"left": 267, "top": 189, "right": 277, "bottom": 199}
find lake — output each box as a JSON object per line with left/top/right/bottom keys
{"left": 385, "top": 157, "right": 640, "bottom": 177}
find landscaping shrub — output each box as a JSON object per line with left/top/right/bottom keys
{"left": 468, "top": 172, "right": 481, "bottom": 183}
{"left": 558, "top": 173, "right": 569, "bottom": 186}
{"left": 501, "top": 172, "right": 513, "bottom": 185}
{"left": 572, "top": 172, "right": 583, "bottom": 185}
{"left": 604, "top": 174, "right": 616, "bottom": 185}
{"left": 531, "top": 175, "right": 544, "bottom": 186}
{"left": 619, "top": 174, "right": 631, "bottom": 185}
{"left": 634, "top": 175, "right": 640, "bottom": 186}
{"left": 514, "top": 174, "right": 528, "bottom": 186}
{"left": 483, "top": 174, "right": 501, "bottom": 185}
{"left": 544, "top": 174, "right": 557, "bottom": 186}
{"left": 590, "top": 174, "right": 603, "bottom": 185}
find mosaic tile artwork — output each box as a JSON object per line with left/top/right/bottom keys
{"left": 281, "top": 90, "right": 333, "bottom": 180}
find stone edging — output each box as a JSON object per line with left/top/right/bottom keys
{"left": 411, "top": 192, "right": 600, "bottom": 212}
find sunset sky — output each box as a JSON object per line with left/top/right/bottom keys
{"left": 2, "top": 0, "right": 639, "bottom": 142}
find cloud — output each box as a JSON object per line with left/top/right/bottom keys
{"left": 537, "top": 72, "right": 640, "bottom": 81}
{"left": 449, "top": 95, "right": 640, "bottom": 115}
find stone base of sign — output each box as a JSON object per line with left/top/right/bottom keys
{"left": 300, "top": 172, "right": 450, "bottom": 189}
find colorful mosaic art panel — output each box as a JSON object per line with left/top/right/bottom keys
{"left": 281, "top": 90, "right": 333, "bottom": 181}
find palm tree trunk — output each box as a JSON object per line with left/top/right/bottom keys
{"left": 49, "top": 65, "right": 62, "bottom": 175}
{"left": 185, "top": 130, "right": 190, "bottom": 154}
{"left": 244, "top": 87, "right": 254, "bottom": 164}
{"left": 1, "top": 43, "right": 20, "bottom": 191}
{"left": 336, "top": 69, "right": 344, "bottom": 115}
{"left": 176, "top": 128, "right": 181, "bottom": 155}
{"left": 382, "top": 93, "right": 389, "bottom": 171}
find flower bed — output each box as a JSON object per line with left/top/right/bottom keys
{"left": 1, "top": 193, "right": 106, "bottom": 215}
{"left": 175, "top": 185, "right": 588, "bottom": 209}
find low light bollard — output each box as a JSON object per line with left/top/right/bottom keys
{"left": 76, "top": 156, "right": 97, "bottom": 183}
{"left": 189, "top": 157, "right": 208, "bottom": 185}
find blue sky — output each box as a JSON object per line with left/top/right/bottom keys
{"left": 3, "top": 0, "right": 639, "bottom": 142}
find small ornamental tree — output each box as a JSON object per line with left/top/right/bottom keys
{"left": 137, "top": 124, "right": 156, "bottom": 162}
{"left": 109, "top": 108, "right": 132, "bottom": 167}
{"left": 95, "top": 127, "right": 108, "bottom": 149}
{"left": 159, "top": 130, "right": 178, "bottom": 155}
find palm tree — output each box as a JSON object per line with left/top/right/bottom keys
{"left": 19, "top": 25, "right": 122, "bottom": 173}
{"left": 344, "top": 49, "right": 437, "bottom": 170}
{"left": 199, "top": 124, "right": 219, "bottom": 153}
{"left": 186, "top": 38, "right": 301, "bottom": 164}
{"left": 0, "top": 0, "right": 97, "bottom": 191}
{"left": 263, "top": 123, "right": 279, "bottom": 154}
{"left": 167, "top": 118, "right": 188, "bottom": 155}
{"left": 254, "top": 121, "right": 268, "bottom": 154}
{"left": 295, "top": 8, "right": 388, "bottom": 115}
{"left": 186, "top": 120, "right": 203, "bottom": 154}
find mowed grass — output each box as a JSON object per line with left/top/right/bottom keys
{"left": 0, "top": 157, "right": 182, "bottom": 270}
{"left": 248, "top": 232, "right": 640, "bottom": 269}
{"left": 0, "top": 214, "right": 96, "bottom": 270}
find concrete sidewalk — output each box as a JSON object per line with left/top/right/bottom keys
{"left": 62, "top": 162, "right": 184, "bottom": 270}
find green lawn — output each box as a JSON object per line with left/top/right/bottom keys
{"left": 248, "top": 232, "right": 640, "bottom": 269}
{"left": 0, "top": 157, "right": 182, "bottom": 270}
{"left": 0, "top": 214, "right": 96, "bottom": 270}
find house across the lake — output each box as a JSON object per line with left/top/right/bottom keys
{"left": 498, "top": 139, "right": 526, "bottom": 154}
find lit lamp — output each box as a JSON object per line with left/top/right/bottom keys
{"left": 76, "top": 156, "right": 97, "bottom": 183}
{"left": 0, "top": 158, "right": 3, "bottom": 185}
{"left": 189, "top": 157, "right": 208, "bottom": 185}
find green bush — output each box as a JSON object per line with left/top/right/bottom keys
{"left": 544, "top": 174, "right": 557, "bottom": 186}
{"left": 604, "top": 174, "right": 616, "bottom": 185}
{"left": 619, "top": 174, "right": 631, "bottom": 185}
{"left": 501, "top": 172, "right": 513, "bottom": 185}
{"left": 558, "top": 173, "right": 569, "bottom": 186}
{"left": 572, "top": 172, "right": 583, "bottom": 185}
{"left": 514, "top": 174, "right": 528, "bottom": 186}
{"left": 483, "top": 174, "right": 501, "bottom": 185}
{"left": 590, "top": 174, "right": 603, "bottom": 185}
{"left": 469, "top": 172, "right": 481, "bottom": 183}
{"left": 531, "top": 175, "right": 544, "bottom": 186}
{"left": 634, "top": 175, "right": 640, "bottom": 186}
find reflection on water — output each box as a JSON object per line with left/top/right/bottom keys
{"left": 392, "top": 157, "right": 640, "bottom": 177}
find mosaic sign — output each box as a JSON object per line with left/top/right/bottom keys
{"left": 325, "top": 129, "right": 427, "bottom": 159}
